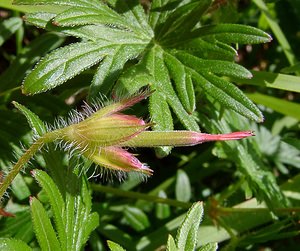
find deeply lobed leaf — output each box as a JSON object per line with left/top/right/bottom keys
{"left": 18, "top": 0, "right": 270, "bottom": 148}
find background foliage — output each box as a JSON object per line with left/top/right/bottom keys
{"left": 0, "top": 0, "right": 300, "bottom": 250}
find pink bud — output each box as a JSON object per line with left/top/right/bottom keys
{"left": 86, "top": 146, "right": 153, "bottom": 175}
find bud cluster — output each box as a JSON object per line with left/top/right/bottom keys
{"left": 53, "top": 91, "right": 254, "bottom": 176}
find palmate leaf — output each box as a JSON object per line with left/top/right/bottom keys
{"left": 17, "top": 0, "right": 269, "bottom": 143}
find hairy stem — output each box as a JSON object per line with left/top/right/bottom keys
{"left": 0, "top": 131, "right": 59, "bottom": 200}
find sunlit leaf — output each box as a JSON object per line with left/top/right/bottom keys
{"left": 0, "top": 17, "right": 22, "bottom": 46}
{"left": 176, "top": 202, "right": 204, "bottom": 251}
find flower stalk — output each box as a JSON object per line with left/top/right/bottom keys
{"left": 0, "top": 131, "right": 58, "bottom": 200}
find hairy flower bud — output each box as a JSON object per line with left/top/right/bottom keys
{"left": 85, "top": 146, "right": 152, "bottom": 175}
{"left": 61, "top": 113, "right": 150, "bottom": 150}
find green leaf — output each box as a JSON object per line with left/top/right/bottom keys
{"left": 62, "top": 175, "right": 99, "bottom": 251}
{"left": 198, "top": 242, "right": 218, "bottom": 251}
{"left": 155, "top": 190, "right": 171, "bottom": 220}
{"left": 175, "top": 51, "right": 252, "bottom": 79}
{"left": 116, "top": 61, "right": 155, "bottom": 94}
{"left": 10, "top": 173, "right": 31, "bottom": 200}
{"left": 52, "top": 6, "right": 128, "bottom": 28}
{"left": 30, "top": 197, "right": 61, "bottom": 251}
{"left": 12, "top": 102, "right": 47, "bottom": 136}
{"left": 89, "top": 44, "right": 144, "bottom": 97}
{"left": 175, "top": 169, "right": 192, "bottom": 202}
{"left": 281, "top": 63, "right": 300, "bottom": 74}
{"left": 31, "top": 170, "right": 65, "bottom": 250}
{"left": 0, "top": 238, "right": 32, "bottom": 251}
{"left": 173, "top": 23, "right": 272, "bottom": 45}
{"left": 149, "top": 90, "right": 174, "bottom": 157}
{"left": 156, "top": 0, "right": 212, "bottom": 40}
{"left": 253, "top": 0, "right": 296, "bottom": 65}
{"left": 107, "top": 240, "right": 126, "bottom": 251}
{"left": 0, "top": 17, "right": 23, "bottom": 46}
{"left": 164, "top": 52, "right": 195, "bottom": 113}
{"left": 98, "top": 224, "right": 133, "bottom": 249}
{"left": 24, "top": 12, "right": 58, "bottom": 29}
{"left": 123, "top": 206, "right": 150, "bottom": 232}
{"left": 166, "top": 234, "right": 178, "bottom": 251}
{"left": 3, "top": 0, "right": 66, "bottom": 12}
{"left": 21, "top": 1, "right": 152, "bottom": 96}
{"left": 176, "top": 201, "right": 204, "bottom": 251}
{"left": 148, "top": 0, "right": 173, "bottom": 30}
{"left": 234, "top": 71, "right": 300, "bottom": 93}
{"left": 191, "top": 70, "right": 263, "bottom": 122}
{"left": 147, "top": 47, "right": 200, "bottom": 131}
{"left": 0, "top": 32, "right": 65, "bottom": 92}
{"left": 14, "top": 0, "right": 100, "bottom": 8}
{"left": 0, "top": 209, "right": 34, "bottom": 243}
{"left": 247, "top": 92, "right": 300, "bottom": 120}
{"left": 22, "top": 41, "right": 112, "bottom": 95}
{"left": 109, "top": 0, "right": 153, "bottom": 38}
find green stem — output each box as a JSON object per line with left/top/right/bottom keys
{"left": 0, "top": 131, "right": 58, "bottom": 200}
{"left": 91, "top": 183, "right": 192, "bottom": 209}
{"left": 218, "top": 206, "right": 300, "bottom": 214}
{"left": 13, "top": 11, "right": 23, "bottom": 55}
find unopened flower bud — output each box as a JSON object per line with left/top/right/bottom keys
{"left": 85, "top": 146, "right": 152, "bottom": 175}
{"left": 61, "top": 113, "right": 150, "bottom": 150}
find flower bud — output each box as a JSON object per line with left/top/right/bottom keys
{"left": 85, "top": 146, "right": 152, "bottom": 175}
{"left": 61, "top": 113, "right": 150, "bottom": 150}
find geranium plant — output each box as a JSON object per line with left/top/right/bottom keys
{"left": 1, "top": 0, "right": 300, "bottom": 250}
